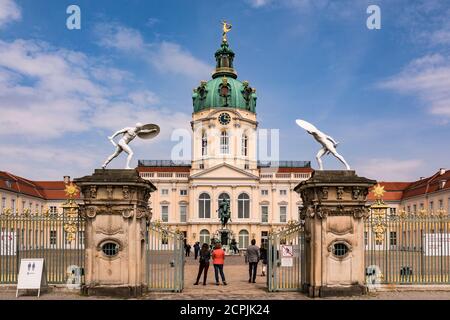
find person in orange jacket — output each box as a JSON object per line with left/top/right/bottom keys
{"left": 211, "top": 242, "right": 227, "bottom": 285}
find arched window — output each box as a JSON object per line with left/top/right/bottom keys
{"left": 241, "top": 134, "right": 248, "bottom": 156}
{"left": 239, "top": 229, "right": 249, "bottom": 249}
{"left": 199, "top": 229, "right": 210, "bottom": 246}
{"left": 202, "top": 131, "right": 207, "bottom": 156}
{"left": 220, "top": 131, "right": 229, "bottom": 154}
{"left": 218, "top": 193, "right": 230, "bottom": 218}
{"left": 198, "top": 193, "right": 211, "bottom": 219}
{"left": 238, "top": 193, "right": 250, "bottom": 219}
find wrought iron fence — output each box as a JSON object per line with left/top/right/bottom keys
{"left": 0, "top": 210, "right": 85, "bottom": 284}
{"left": 267, "top": 222, "right": 305, "bottom": 292}
{"left": 146, "top": 221, "right": 184, "bottom": 292}
{"left": 365, "top": 212, "right": 450, "bottom": 285}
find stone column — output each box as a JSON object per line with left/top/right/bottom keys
{"left": 294, "top": 170, "right": 375, "bottom": 298}
{"left": 74, "top": 169, "right": 156, "bottom": 297}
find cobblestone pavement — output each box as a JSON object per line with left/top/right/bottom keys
{"left": 1, "top": 255, "right": 450, "bottom": 300}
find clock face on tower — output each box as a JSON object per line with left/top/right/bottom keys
{"left": 218, "top": 112, "right": 231, "bottom": 125}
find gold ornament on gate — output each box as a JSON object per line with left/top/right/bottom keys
{"left": 370, "top": 184, "right": 388, "bottom": 242}
{"left": 61, "top": 181, "right": 80, "bottom": 243}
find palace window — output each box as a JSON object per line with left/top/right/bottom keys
{"left": 413, "top": 204, "right": 417, "bottom": 214}
{"left": 199, "top": 193, "right": 211, "bottom": 219}
{"left": 218, "top": 193, "right": 230, "bottom": 218}
{"left": 429, "top": 201, "right": 434, "bottom": 214}
{"left": 261, "top": 231, "right": 269, "bottom": 249}
{"left": 238, "top": 193, "right": 250, "bottom": 219}
{"left": 22, "top": 201, "right": 25, "bottom": 211}
{"left": 161, "top": 189, "right": 169, "bottom": 196}
{"left": 280, "top": 206, "right": 287, "bottom": 223}
{"left": 50, "top": 230, "right": 57, "bottom": 245}
{"left": 407, "top": 206, "right": 411, "bottom": 214}
{"left": 202, "top": 131, "right": 207, "bottom": 156}
{"left": 180, "top": 189, "right": 188, "bottom": 196}
{"left": 11, "top": 199, "right": 15, "bottom": 213}
{"left": 49, "top": 206, "right": 57, "bottom": 216}
{"left": 280, "top": 190, "right": 287, "bottom": 196}
{"left": 220, "top": 131, "right": 229, "bottom": 154}
{"left": 161, "top": 205, "right": 169, "bottom": 222}
{"left": 390, "top": 208, "right": 396, "bottom": 215}
{"left": 1, "top": 197, "right": 5, "bottom": 211}
{"left": 364, "top": 232, "right": 368, "bottom": 246}
{"left": 241, "top": 134, "right": 248, "bottom": 156}
{"left": 238, "top": 229, "right": 249, "bottom": 249}
{"left": 180, "top": 205, "right": 187, "bottom": 223}
{"left": 390, "top": 232, "right": 397, "bottom": 246}
{"left": 261, "top": 189, "right": 269, "bottom": 196}
{"left": 199, "top": 229, "right": 210, "bottom": 246}
{"left": 261, "top": 206, "right": 268, "bottom": 223}
{"left": 439, "top": 199, "right": 444, "bottom": 210}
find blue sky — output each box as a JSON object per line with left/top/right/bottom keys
{"left": 0, "top": 0, "right": 449, "bottom": 181}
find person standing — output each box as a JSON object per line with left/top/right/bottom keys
{"left": 212, "top": 242, "right": 227, "bottom": 285}
{"left": 194, "top": 243, "right": 211, "bottom": 286}
{"left": 230, "top": 238, "right": 239, "bottom": 255}
{"left": 185, "top": 243, "right": 191, "bottom": 257}
{"left": 194, "top": 242, "right": 200, "bottom": 260}
{"left": 259, "top": 244, "right": 268, "bottom": 276}
{"left": 246, "top": 239, "right": 260, "bottom": 283}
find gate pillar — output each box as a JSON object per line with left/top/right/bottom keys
{"left": 74, "top": 169, "right": 156, "bottom": 297}
{"left": 295, "top": 170, "right": 375, "bottom": 298}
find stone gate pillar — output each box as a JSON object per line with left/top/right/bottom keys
{"left": 74, "top": 169, "right": 156, "bottom": 297}
{"left": 294, "top": 170, "right": 375, "bottom": 298}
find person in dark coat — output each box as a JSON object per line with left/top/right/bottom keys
{"left": 185, "top": 243, "right": 191, "bottom": 257}
{"left": 259, "top": 245, "right": 268, "bottom": 276}
{"left": 194, "top": 243, "right": 211, "bottom": 285}
{"left": 194, "top": 242, "right": 200, "bottom": 260}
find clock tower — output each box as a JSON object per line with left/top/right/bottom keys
{"left": 191, "top": 35, "right": 258, "bottom": 175}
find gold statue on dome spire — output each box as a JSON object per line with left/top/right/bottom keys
{"left": 221, "top": 20, "right": 232, "bottom": 42}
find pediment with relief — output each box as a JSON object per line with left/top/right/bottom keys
{"left": 190, "top": 163, "right": 259, "bottom": 180}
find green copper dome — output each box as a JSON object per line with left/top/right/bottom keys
{"left": 192, "top": 40, "right": 257, "bottom": 113}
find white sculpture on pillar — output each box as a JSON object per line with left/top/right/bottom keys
{"left": 296, "top": 119, "right": 350, "bottom": 171}
{"left": 102, "top": 123, "right": 160, "bottom": 169}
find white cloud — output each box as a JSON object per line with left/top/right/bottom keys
{"left": 0, "top": 0, "right": 21, "bottom": 28}
{"left": 378, "top": 54, "right": 450, "bottom": 118}
{"left": 0, "top": 38, "right": 191, "bottom": 141}
{"left": 356, "top": 158, "right": 424, "bottom": 181}
{"left": 0, "top": 144, "right": 99, "bottom": 180}
{"left": 247, "top": 0, "right": 272, "bottom": 8}
{"left": 96, "top": 23, "right": 211, "bottom": 79}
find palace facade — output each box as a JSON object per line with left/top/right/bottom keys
{"left": 367, "top": 168, "right": 450, "bottom": 216}
{"left": 137, "top": 37, "right": 313, "bottom": 250}
{"left": 0, "top": 171, "right": 76, "bottom": 216}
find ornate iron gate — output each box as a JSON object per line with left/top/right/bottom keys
{"left": 268, "top": 222, "right": 305, "bottom": 291}
{"left": 146, "top": 222, "right": 184, "bottom": 292}
{"left": 0, "top": 209, "right": 85, "bottom": 284}
{"left": 365, "top": 189, "right": 450, "bottom": 285}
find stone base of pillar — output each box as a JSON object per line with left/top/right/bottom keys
{"left": 81, "top": 285, "right": 147, "bottom": 298}
{"left": 304, "top": 284, "right": 368, "bottom": 298}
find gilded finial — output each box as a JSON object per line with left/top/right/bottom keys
{"left": 372, "top": 184, "right": 385, "bottom": 199}
{"left": 221, "top": 20, "right": 232, "bottom": 42}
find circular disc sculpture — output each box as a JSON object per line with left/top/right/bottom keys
{"left": 102, "top": 122, "right": 160, "bottom": 169}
